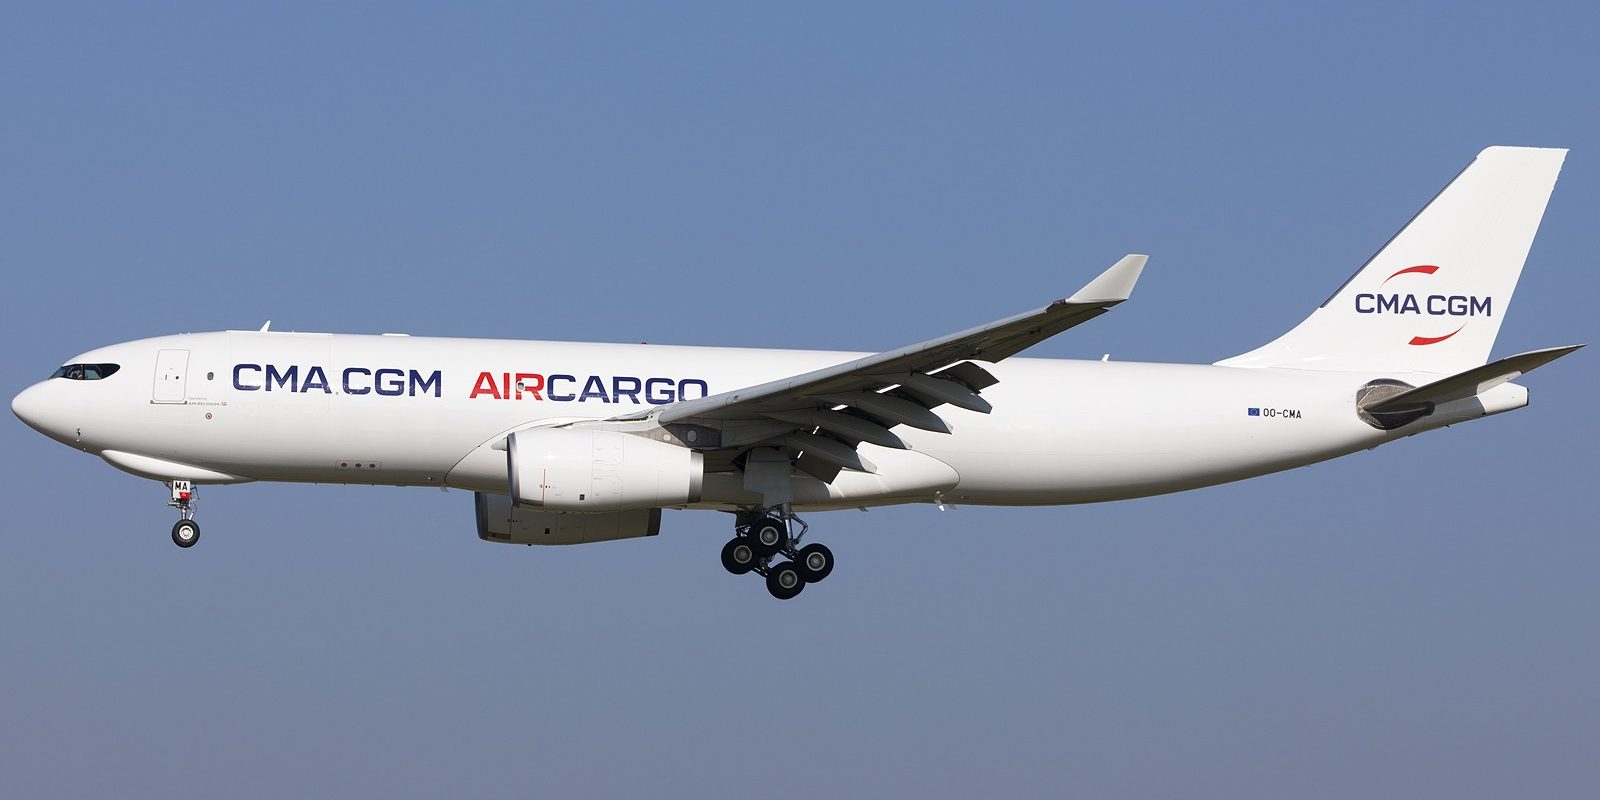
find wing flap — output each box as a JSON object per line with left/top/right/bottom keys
{"left": 877, "top": 372, "right": 993, "bottom": 413}
{"left": 932, "top": 360, "right": 999, "bottom": 391}
{"left": 782, "top": 432, "right": 876, "bottom": 473}
{"left": 813, "top": 392, "right": 952, "bottom": 433}
{"left": 762, "top": 409, "right": 908, "bottom": 449}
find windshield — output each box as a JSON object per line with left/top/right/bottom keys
{"left": 50, "top": 363, "right": 121, "bottom": 381}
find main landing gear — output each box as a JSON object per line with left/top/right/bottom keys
{"left": 720, "top": 507, "right": 834, "bottom": 600}
{"left": 169, "top": 480, "right": 200, "bottom": 548}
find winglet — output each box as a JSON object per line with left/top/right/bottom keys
{"left": 1068, "top": 254, "right": 1147, "bottom": 303}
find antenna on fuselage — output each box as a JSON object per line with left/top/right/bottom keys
{"left": 259, "top": 320, "right": 272, "bottom": 332}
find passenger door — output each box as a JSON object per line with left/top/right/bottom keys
{"left": 152, "top": 349, "right": 190, "bottom": 404}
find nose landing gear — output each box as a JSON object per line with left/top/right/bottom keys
{"left": 168, "top": 480, "right": 200, "bottom": 548}
{"left": 719, "top": 507, "right": 834, "bottom": 599}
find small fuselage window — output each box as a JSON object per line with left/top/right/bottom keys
{"left": 51, "top": 363, "right": 121, "bottom": 381}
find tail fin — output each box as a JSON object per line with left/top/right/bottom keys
{"left": 1218, "top": 146, "right": 1567, "bottom": 374}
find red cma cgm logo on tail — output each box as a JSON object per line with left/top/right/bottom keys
{"left": 1353, "top": 265, "right": 1493, "bottom": 346}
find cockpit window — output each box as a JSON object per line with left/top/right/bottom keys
{"left": 51, "top": 363, "right": 121, "bottom": 381}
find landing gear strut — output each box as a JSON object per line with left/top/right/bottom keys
{"left": 719, "top": 506, "right": 834, "bottom": 599}
{"left": 169, "top": 480, "right": 200, "bottom": 548}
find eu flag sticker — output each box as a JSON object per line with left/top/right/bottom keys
{"left": 1247, "top": 407, "right": 1261, "bottom": 416}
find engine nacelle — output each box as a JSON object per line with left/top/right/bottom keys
{"left": 507, "top": 428, "right": 703, "bottom": 512}
{"left": 475, "top": 491, "right": 661, "bottom": 545}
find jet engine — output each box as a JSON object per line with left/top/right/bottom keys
{"left": 475, "top": 492, "right": 661, "bottom": 545}
{"left": 507, "top": 428, "right": 703, "bottom": 512}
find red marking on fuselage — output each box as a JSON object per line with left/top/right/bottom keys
{"left": 469, "top": 371, "right": 502, "bottom": 399}
{"left": 515, "top": 373, "right": 544, "bottom": 400}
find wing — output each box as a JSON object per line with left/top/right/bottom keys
{"left": 616, "top": 254, "right": 1147, "bottom": 481}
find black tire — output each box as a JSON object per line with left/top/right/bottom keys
{"left": 766, "top": 560, "right": 805, "bottom": 600}
{"left": 720, "top": 537, "right": 758, "bottom": 575}
{"left": 796, "top": 543, "right": 834, "bottom": 583}
{"left": 748, "top": 516, "right": 788, "bottom": 557}
{"left": 171, "top": 519, "right": 200, "bottom": 548}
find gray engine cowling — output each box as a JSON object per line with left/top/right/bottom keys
{"left": 507, "top": 428, "right": 703, "bottom": 512}
{"left": 474, "top": 492, "right": 661, "bottom": 545}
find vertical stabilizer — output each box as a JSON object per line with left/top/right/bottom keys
{"left": 1218, "top": 146, "right": 1566, "bottom": 374}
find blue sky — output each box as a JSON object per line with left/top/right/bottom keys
{"left": 2, "top": 3, "right": 1596, "bottom": 797}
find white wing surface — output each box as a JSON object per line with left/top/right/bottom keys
{"left": 615, "top": 254, "right": 1147, "bottom": 481}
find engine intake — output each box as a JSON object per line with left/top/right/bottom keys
{"left": 507, "top": 428, "right": 703, "bottom": 512}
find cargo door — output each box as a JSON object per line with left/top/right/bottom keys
{"left": 152, "top": 349, "right": 190, "bottom": 404}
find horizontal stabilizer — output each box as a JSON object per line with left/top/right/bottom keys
{"left": 1363, "top": 344, "right": 1584, "bottom": 413}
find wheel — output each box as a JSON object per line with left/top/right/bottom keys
{"left": 796, "top": 543, "right": 834, "bottom": 583}
{"left": 720, "top": 537, "right": 758, "bottom": 575}
{"left": 748, "top": 516, "right": 788, "bottom": 557}
{"left": 171, "top": 519, "right": 200, "bottom": 548}
{"left": 766, "top": 560, "right": 805, "bottom": 600}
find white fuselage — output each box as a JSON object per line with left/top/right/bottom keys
{"left": 12, "top": 330, "right": 1527, "bottom": 511}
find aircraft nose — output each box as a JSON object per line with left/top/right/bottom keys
{"left": 12, "top": 383, "right": 48, "bottom": 431}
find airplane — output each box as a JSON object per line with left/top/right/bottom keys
{"left": 11, "top": 146, "right": 1582, "bottom": 599}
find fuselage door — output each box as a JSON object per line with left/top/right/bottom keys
{"left": 153, "top": 349, "right": 190, "bottom": 404}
